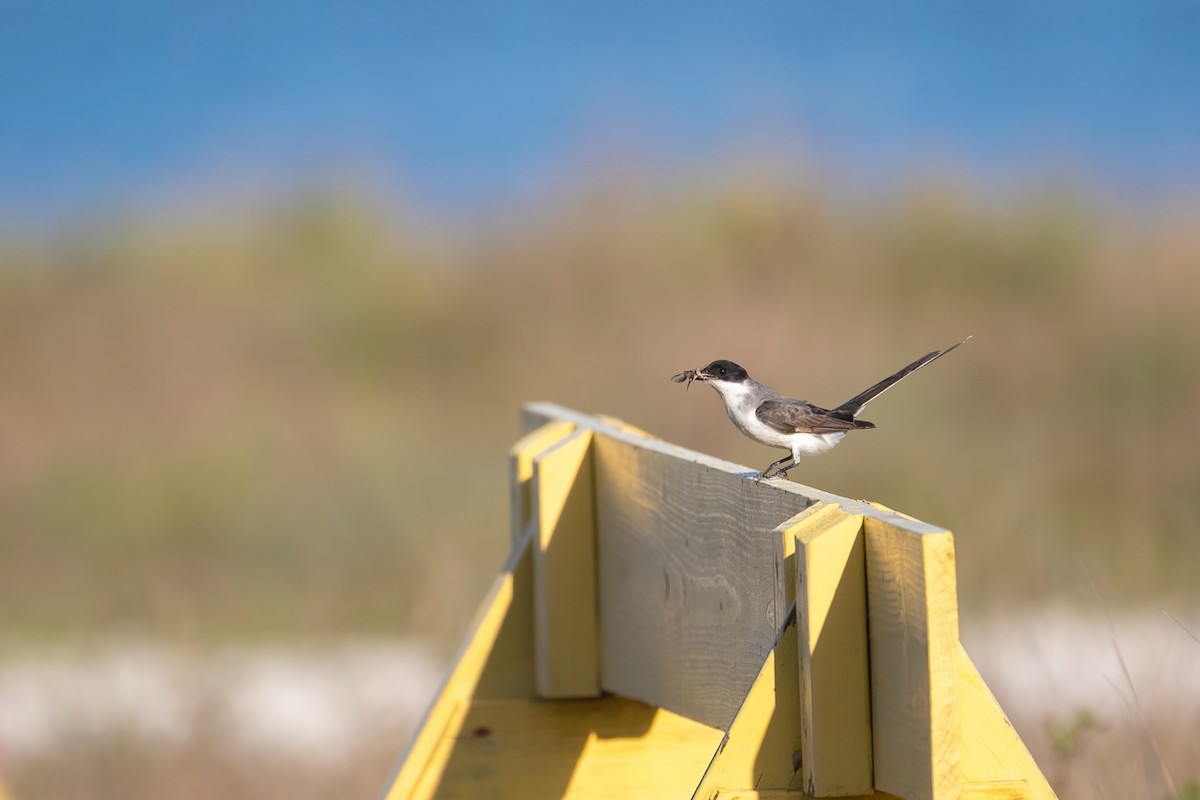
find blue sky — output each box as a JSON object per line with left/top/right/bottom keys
{"left": 2, "top": 1, "right": 1198, "bottom": 224}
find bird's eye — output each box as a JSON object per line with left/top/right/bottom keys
{"left": 718, "top": 367, "right": 726, "bottom": 375}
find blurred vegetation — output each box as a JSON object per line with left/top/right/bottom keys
{"left": 2, "top": 172, "right": 1198, "bottom": 648}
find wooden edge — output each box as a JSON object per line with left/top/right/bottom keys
{"left": 794, "top": 513, "right": 874, "bottom": 797}
{"left": 767, "top": 503, "right": 841, "bottom": 629}
{"left": 774, "top": 503, "right": 847, "bottom": 609}
{"left": 509, "top": 420, "right": 575, "bottom": 545}
{"left": 863, "top": 517, "right": 961, "bottom": 800}
{"left": 776, "top": 503, "right": 846, "bottom": 557}
{"left": 959, "top": 786, "right": 1042, "bottom": 800}
{"left": 531, "top": 429, "right": 600, "bottom": 698}
{"left": 594, "top": 413, "right": 654, "bottom": 438}
{"left": 522, "top": 402, "right": 949, "bottom": 536}
{"left": 381, "top": 530, "right": 535, "bottom": 800}
{"left": 525, "top": 403, "right": 824, "bottom": 503}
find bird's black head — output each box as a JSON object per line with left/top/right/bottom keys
{"left": 698, "top": 360, "right": 750, "bottom": 383}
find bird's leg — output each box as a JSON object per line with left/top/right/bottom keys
{"left": 757, "top": 453, "right": 795, "bottom": 482}
{"left": 775, "top": 458, "right": 799, "bottom": 478}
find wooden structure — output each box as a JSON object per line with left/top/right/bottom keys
{"left": 381, "top": 403, "right": 1056, "bottom": 800}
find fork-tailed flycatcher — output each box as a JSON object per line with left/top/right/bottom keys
{"left": 672, "top": 338, "right": 969, "bottom": 481}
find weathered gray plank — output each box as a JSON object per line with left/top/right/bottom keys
{"left": 592, "top": 434, "right": 811, "bottom": 729}
{"left": 521, "top": 403, "right": 949, "bottom": 535}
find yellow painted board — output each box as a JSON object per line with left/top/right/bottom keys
{"left": 711, "top": 793, "right": 900, "bottom": 800}
{"left": 863, "top": 517, "right": 962, "bottom": 800}
{"left": 382, "top": 532, "right": 537, "bottom": 800}
{"left": 692, "top": 618, "right": 804, "bottom": 798}
{"left": 959, "top": 785, "right": 1039, "bottom": 799}
{"left": 532, "top": 429, "right": 600, "bottom": 698}
{"left": 793, "top": 512, "right": 873, "bottom": 796}
{"left": 697, "top": 626, "right": 1051, "bottom": 800}
{"left": 509, "top": 420, "right": 575, "bottom": 544}
{"left": 428, "top": 697, "right": 724, "bottom": 800}
{"left": 957, "top": 644, "right": 1057, "bottom": 799}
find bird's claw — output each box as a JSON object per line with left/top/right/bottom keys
{"left": 755, "top": 465, "right": 787, "bottom": 482}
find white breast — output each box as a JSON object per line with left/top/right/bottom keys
{"left": 709, "top": 379, "right": 846, "bottom": 462}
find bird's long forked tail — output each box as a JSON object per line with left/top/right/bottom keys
{"left": 835, "top": 336, "right": 972, "bottom": 418}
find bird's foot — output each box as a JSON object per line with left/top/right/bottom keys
{"left": 755, "top": 454, "right": 796, "bottom": 483}
{"left": 756, "top": 465, "right": 786, "bottom": 482}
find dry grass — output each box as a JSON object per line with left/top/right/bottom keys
{"left": 1, "top": 171, "right": 1198, "bottom": 796}
{"left": 3, "top": 177, "right": 1198, "bottom": 641}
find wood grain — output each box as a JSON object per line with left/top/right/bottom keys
{"left": 864, "top": 516, "right": 962, "bottom": 800}
{"left": 592, "top": 432, "right": 812, "bottom": 729}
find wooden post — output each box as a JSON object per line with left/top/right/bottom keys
{"left": 383, "top": 404, "right": 1058, "bottom": 800}
{"left": 864, "top": 515, "right": 962, "bottom": 800}
{"left": 790, "top": 505, "right": 874, "bottom": 796}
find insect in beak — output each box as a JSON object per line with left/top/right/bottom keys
{"left": 671, "top": 369, "right": 702, "bottom": 391}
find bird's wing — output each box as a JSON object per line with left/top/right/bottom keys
{"left": 756, "top": 399, "right": 875, "bottom": 435}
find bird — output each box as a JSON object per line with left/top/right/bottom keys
{"left": 672, "top": 338, "right": 969, "bottom": 481}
